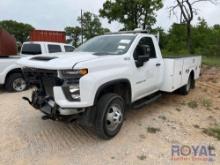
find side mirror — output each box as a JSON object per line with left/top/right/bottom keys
{"left": 134, "top": 45, "right": 150, "bottom": 67}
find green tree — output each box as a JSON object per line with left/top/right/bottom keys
{"left": 99, "top": 0, "right": 163, "bottom": 30}
{"left": 212, "top": 24, "right": 220, "bottom": 57}
{"left": 161, "top": 19, "right": 220, "bottom": 58}
{"left": 0, "top": 20, "right": 34, "bottom": 43}
{"left": 65, "top": 26, "right": 81, "bottom": 47}
{"left": 169, "top": 0, "right": 219, "bottom": 54}
{"left": 151, "top": 27, "right": 168, "bottom": 50}
{"left": 77, "top": 12, "right": 110, "bottom": 40}
{"left": 164, "top": 23, "right": 187, "bottom": 54}
{"left": 192, "top": 18, "right": 210, "bottom": 55}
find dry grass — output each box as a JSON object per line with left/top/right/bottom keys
{"left": 147, "top": 127, "right": 161, "bottom": 134}
{"left": 187, "top": 100, "right": 198, "bottom": 109}
{"left": 203, "top": 127, "right": 220, "bottom": 140}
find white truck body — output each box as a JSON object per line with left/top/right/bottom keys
{"left": 17, "top": 32, "right": 202, "bottom": 139}
{"left": 0, "top": 41, "right": 74, "bottom": 91}
{"left": 161, "top": 57, "right": 201, "bottom": 92}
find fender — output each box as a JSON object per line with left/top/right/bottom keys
{"left": 0, "top": 63, "right": 22, "bottom": 84}
{"left": 93, "top": 79, "right": 132, "bottom": 105}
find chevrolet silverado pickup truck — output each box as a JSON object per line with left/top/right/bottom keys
{"left": 17, "top": 31, "right": 201, "bottom": 139}
{"left": 0, "top": 42, "right": 74, "bottom": 92}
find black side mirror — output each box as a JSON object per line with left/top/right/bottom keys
{"left": 134, "top": 45, "right": 150, "bottom": 67}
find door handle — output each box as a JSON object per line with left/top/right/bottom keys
{"left": 156, "top": 63, "right": 161, "bottom": 67}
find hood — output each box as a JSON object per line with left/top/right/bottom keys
{"left": 17, "top": 52, "right": 99, "bottom": 70}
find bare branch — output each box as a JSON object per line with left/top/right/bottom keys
{"left": 168, "top": 0, "right": 219, "bottom": 54}
{"left": 191, "top": 0, "right": 219, "bottom": 5}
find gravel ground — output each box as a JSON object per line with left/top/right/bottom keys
{"left": 0, "top": 66, "right": 220, "bottom": 165}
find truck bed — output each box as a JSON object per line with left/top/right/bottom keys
{"left": 160, "top": 56, "right": 202, "bottom": 92}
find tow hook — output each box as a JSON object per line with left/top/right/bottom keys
{"left": 22, "top": 97, "right": 32, "bottom": 105}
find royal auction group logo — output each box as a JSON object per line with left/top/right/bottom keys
{"left": 171, "top": 144, "right": 216, "bottom": 162}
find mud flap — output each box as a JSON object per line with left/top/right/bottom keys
{"left": 78, "top": 107, "right": 96, "bottom": 127}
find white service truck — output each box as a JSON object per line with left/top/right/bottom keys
{"left": 0, "top": 41, "right": 74, "bottom": 92}
{"left": 18, "top": 31, "right": 201, "bottom": 139}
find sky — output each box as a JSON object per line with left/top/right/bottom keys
{"left": 0, "top": 0, "right": 220, "bottom": 32}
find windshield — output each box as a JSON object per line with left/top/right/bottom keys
{"left": 21, "top": 44, "right": 42, "bottom": 55}
{"left": 75, "top": 35, "right": 135, "bottom": 55}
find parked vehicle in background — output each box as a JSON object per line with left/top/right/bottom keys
{"left": 21, "top": 41, "right": 75, "bottom": 55}
{"left": 0, "top": 28, "right": 17, "bottom": 57}
{"left": 18, "top": 30, "right": 202, "bottom": 139}
{"left": 0, "top": 29, "right": 74, "bottom": 92}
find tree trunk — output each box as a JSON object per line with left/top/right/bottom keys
{"left": 134, "top": 4, "right": 138, "bottom": 29}
{"left": 143, "top": 23, "right": 146, "bottom": 30}
{"left": 187, "top": 22, "right": 193, "bottom": 54}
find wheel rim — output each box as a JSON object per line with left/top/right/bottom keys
{"left": 186, "top": 77, "right": 191, "bottom": 92}
{"left": 105, "top": 104, "right": 123, "bottom": 132}
{"left": 12, "top": 78, "right": 26, "bottom": 92}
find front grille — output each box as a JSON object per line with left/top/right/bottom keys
{"left": 23, "top": 68, "right": 63, "bottom": 97}
{"left": 23, "top": 68, "right": 58, "bottom": 78}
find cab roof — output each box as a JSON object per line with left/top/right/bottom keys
{"left": 23, "top": 41, "right": 72, "bottom": 46}
{"left": 105, "top": 30, "right": 150, "bottom": 35}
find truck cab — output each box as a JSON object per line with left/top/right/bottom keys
{"left": 18, "top": 31, "right": 201, "bottom": 139}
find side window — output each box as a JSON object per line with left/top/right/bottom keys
{"left": 21, "top": 44, "right": 42, "bottom": 55}
{"left": 48, "top": 44, "right": 62, "bottom": 53}
{"left": 134, "top": 37, "right": 156, "bottom": 59}
{"left": 64, "top": 46, "right": 74, "bottom": 52}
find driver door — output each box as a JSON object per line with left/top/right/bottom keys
{"left": 132, "top": 37, "right": 160, "bottom": 101}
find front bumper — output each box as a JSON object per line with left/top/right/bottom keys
{"left": 40, "top": 99, "right": 85, "bottom": 117}
{"left": 23, "top": 67, "right": 93, "bottom": 104}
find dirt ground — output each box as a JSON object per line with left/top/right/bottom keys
{"left": 0, "top": 66, "right": 220, "bottom": 165}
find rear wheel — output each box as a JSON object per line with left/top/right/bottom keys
{"left": 179, "top": 75, "right": 193, "bottom": 95}
{"left": 5, "top": 73, "right": 27, "bottom": 92}
{"left": 95, "top": 93, "right": 125, "bottom": 139}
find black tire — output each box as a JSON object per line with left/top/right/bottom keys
{"left": 191, "top": 77, "right": 196, "bottom": 89}
{"left": 5, "top": 73, "right": 27, "bottom": 92}
{"left": 179, "top": 74, "right": 193, "bottom": 95}
{"left": 95, "top": 93, "right": 125, "bottom": 139}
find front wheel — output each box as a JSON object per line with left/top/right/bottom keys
{"left": 95, "top": 93, "right": 125, "bottom": 139}
{"left": 5, "top": 73, "right": 27, "bottom": 92}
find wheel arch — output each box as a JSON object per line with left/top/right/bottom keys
{"left": 94, "top": 79, "right": 132, "bottom": 106}
{"left": 189, "top": 69, "right": 195, "bottom": 79}
{"left": 5, "top": 68, "right": 23, "bottom": 83}
{"left": 189, "top": 69, "right": 195, "bottom": 88}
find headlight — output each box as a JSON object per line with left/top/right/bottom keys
{"left": 61, "top": 68, "right": 88, "bottom": 101}
{"left": 63, "top": 84, "right": 81, "bottom": 101}
{"left": 69, "top": 84, "right": 80, "bottom": 99}
{"left": 61, "top": 68, "right": 88, "bottom": 78}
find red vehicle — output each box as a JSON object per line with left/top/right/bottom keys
{"left": 0, "top": 28, "right": 17, "bottom": 57}
{"left": 30, "top": 30, "right": 66, "bottom": 43}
